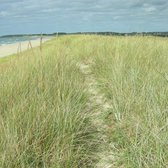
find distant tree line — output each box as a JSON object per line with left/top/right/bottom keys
{"left": 1, "top": 32, "right": 168, "bottom": 38}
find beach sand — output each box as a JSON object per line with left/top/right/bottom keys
{"left": 0, "top": 37, "right": 53, "bottom": 58}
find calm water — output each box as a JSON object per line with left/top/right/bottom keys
{"left": 0, "top": 36, "right": 39, "bottom": 46}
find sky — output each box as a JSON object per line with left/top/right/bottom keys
{"left": 0, "top": 0, "right": 168, "bottom": 35}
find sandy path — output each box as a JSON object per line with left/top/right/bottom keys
{"left": 0, "top": 37, "right": 53, "bottom": 58}
{"left": 77, "top": 61, "right": 117, "bottom": 168}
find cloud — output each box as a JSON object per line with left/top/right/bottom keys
{"left": 1, "top": 0, "right": 167, "bottom": 18}
{"left": 113, "top": 16, "right": 122, "bottom": 20}
{"left": 0, "top": 0, "right": 168, "bottom": 35}
{"left": 0, "top": 11, "right": 9, "bottom": 16}
{"left": 144, "top": 6, "right": 156, "bottom": 12}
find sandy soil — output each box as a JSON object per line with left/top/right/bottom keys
{"left": 0, "top": 37, "right": 53, "bottom": 58}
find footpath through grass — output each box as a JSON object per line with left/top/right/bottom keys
{"left": 0, "top": 35, "right": 168, "bottom": 168}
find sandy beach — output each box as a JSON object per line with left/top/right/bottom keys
{"left": 0, "top": 37, "right": 53, "bottom": 58}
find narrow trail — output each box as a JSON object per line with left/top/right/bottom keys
{"left": 77, "top": 61, "right": 117, "bottom": 168}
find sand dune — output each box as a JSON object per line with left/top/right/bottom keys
{"left": 0, "top": 37, "right": 52, "bottom": 58}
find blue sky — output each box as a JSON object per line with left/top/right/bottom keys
{"left": 0, "top": 0, "right": 168, "bottom": 35}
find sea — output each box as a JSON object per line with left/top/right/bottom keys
{"left": 0, "top": 36, "right": 39, "bottom": 46}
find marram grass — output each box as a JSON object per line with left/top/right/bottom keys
{"left": 0, "top": 37, "right": 97, "bottom": 168}
{"left": 0, "top": 35, "right": 168, "bottom": 168}
{"left": 90, "top": 36, "right": 168, "bottom": 168}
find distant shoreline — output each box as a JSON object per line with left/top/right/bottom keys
{"left": 0, "top": 35, "right": 53, "bottom": 46}
{"left": 0, "top": 37, "right": 53, "bottom": 58}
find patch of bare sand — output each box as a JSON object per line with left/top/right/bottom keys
{"left": 0, "top": 37, "right": 53, "bottom": 58}
{"left": 77, "top": 61, "right": 118, "bottom": 168}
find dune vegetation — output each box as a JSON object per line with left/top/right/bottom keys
{"left": 0, "top": 35, "right": 168, "bottom": 168}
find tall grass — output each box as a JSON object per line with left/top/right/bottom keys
{"left": 0, "top": 37, "right": 97, "bottom": 167}
{"left": 1, "top": 35, "right": 168, "bottom": 167}
{"left": 90, "top": 36, "right": 168, "bottom": 167}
